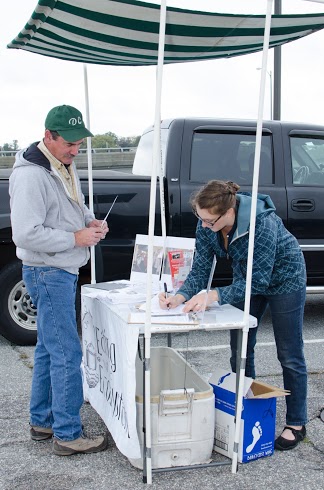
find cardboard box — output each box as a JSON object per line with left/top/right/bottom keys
{"left": 209, "top": 368, "right": 289, "bottom": 463}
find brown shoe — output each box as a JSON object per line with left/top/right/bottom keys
{"left": 30, "top": 425, "right": 53, "bottom": 441}
{"left": 53, "top": 434, "right": 108, "bottom": 456}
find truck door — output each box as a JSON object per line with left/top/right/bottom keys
{"left": 179, "top": 119, "right": 286, "bottom": 285}
{"left": 284, "top": 128, "right": 324, "bottom": 285}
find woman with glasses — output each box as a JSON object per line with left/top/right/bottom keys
{"left": 159, "top": 179, "right": 307, "bottom": 451}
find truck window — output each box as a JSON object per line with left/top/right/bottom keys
{"left": 290, "top": 136, "right": 324, "bottom": 185}
{"left": 132, "top": 128, "right": 168, "bottom": 176}
{"left": 190, "top": 132, "right": 273, "bottom": 185}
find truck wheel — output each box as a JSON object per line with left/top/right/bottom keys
{"left": 0, "top": 261, "right": 37, "bottom": 345}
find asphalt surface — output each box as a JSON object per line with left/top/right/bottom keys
{"left": 0, "top": 294, "right": 324, "bottom": 490}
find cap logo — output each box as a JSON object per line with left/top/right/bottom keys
{"left": 69, "top": 116, "right": 82, "bottom": 126}
{"left": 45, "top": 105, "right": 92, "bottom": 141}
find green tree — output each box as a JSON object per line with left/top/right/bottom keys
{"left": 117, "top": 135, "right": 140, "bottom": 148}
{"left": 79, "top": 132, "right": 140, "bottom": 150}
{"left": 2, "top": 140, "right": 19, "bottom": 151}
{"left": 80, "top": 132, "right": 118, "bottom": 149}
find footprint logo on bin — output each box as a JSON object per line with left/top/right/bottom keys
{"left": 246, "top": 421, "right": 263, "bottom": 453}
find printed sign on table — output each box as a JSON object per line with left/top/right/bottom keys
{"left": 81, "top": 291, "right": 141, "bottom": 459}
{"left": 130, "top": 234, "right": 195, "bottom": 292}
{"left": 167, "top": 249, "right": 191, "bottom": 290}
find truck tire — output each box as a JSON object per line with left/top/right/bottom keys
{"left": 0, "top": 261, "right": 37, "bottom": 345}
{"left": 0, "top": 261, "right": 82, "bottom": 346}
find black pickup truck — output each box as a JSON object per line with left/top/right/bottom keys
{"left": 1, "top": 117, "right": 324, "bottom": 345}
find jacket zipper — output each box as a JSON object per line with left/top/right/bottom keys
{"left": 51, "top": 172, "right": 85, "bottom": 220}
{"left": 218, "top": 232, "right": 230, "bottom": 260}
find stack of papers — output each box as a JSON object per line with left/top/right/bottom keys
{"left": 102, "top": 284, "right": 147, "bottom": 304}
{"left": 84, "top": 281, "right": 160, "bottom": 305}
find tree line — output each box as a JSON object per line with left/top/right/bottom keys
{"left": 1, "top": 132, "right": 140, "bottom": 151}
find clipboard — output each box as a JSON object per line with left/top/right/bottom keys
{"left": 128, "top": 311, "right": 199, "bottom": 325}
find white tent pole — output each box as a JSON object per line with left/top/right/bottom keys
{"left": 83, "top": 64, "right": 96, "bottom": 284}
{"left": 143, "top": 0, "right": 167, "bottom": 484}
{"left": 231, "top": 0, "right": 273, "bottom": 473}
{"left": 158, "top": 69, "right": 167, "bottom": 243}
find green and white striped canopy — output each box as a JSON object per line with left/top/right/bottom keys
{"left": 7, "top": 0, "right": 324, "bottom": 66}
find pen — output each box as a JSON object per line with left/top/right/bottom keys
{"left": 101, "top": 195, "right": 118, "bottom": 228}
{"left": 164, "top": 282, "right": 170, "bottom": 310}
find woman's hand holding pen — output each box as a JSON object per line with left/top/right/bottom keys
{"left": 158, "top": 292, "right": 186, "bottom": 310}
{"left": 159, "top": 290, "right": 218, "bottom": 311}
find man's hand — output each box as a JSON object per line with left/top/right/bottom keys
{"left": 74, "top": 227, "right": 105, "bottom": 247}
{"left": 87, "top": 219, "right": 109, "bottom": 239}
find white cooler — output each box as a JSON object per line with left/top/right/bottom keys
{"left": 128, "top": 347, "right": 215, "bottom": 469}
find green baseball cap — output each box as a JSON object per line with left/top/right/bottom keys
{"left": 45, "top": 104, "right": 93, "bottom": 142}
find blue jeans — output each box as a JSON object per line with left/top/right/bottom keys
{"left": 230, "top": 288, "right": 307, "bottom": 426}
{"left": 22, "top": 266, "right": 83, "bottom": 441}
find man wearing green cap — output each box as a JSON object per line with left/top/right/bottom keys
{"left": 9, "top": 105, "right": 109, "bottom": 456}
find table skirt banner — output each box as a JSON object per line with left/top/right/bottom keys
{"left": 81, "top": 292, "right": 141, "bottom": 459}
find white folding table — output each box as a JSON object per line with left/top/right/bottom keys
{"left": 81, "top": 282, "right": 257, "bottom": 480}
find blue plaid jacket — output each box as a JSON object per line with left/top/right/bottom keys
{"left": 177, "top": 193, "right": 306, "bottom": 305}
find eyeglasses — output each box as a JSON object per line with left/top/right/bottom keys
{"left": 193, "top": 209, "right": 223, "bottom": 227}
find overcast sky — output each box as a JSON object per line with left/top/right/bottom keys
{"left": 1, "top": 0, "right": 324, "bottom": 149}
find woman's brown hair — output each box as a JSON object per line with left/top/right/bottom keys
{"left": 191, "top": 180, "right": 240, "bottom": 215}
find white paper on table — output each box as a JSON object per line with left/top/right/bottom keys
{"left": 136, "top": 293, "right": 221, "bottom": 315}
{"left": 83, "top": 281, "right": 160, "bottom": 304}
{"left": 129, "top": 294, "right": 198, "bottom": 324}
{"left": 137, "top": 294, "right": 186, "bottom": 315}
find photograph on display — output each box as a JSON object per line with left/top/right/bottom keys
{"left": 130, "top": 234, "right": 195, "bottom": 292}
{"left": 131, "top": 243, "right": 163, "bottom": 275}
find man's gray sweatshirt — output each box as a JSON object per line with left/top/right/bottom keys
{"left": 9, "top": 143, "right": 95, "bottom": 275}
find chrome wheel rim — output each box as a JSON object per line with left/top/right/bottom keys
{"left": 8, "top": 280, "right": 37, "bottom": 332}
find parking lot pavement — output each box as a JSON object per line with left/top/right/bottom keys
{"left": 0, "top": 326, "right": 323, "bottom": 490}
